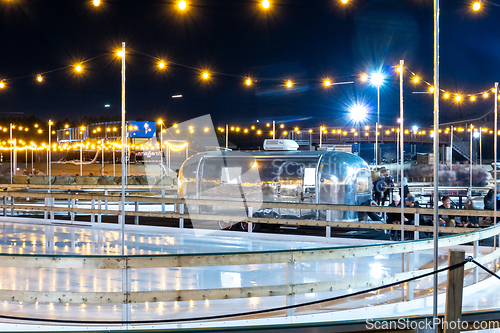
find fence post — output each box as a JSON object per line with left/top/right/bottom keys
{"left": 50, "top": 197, "right": 54, "bottom": 220}
{"left": 70, "top": 199, "right": 75, "bottom": 222}
{"left": 474, "top": 241, "right": 479, "bottom": 284}
{"left": 444, "top": 249, "right": 465, "bottom": 333}
{"left": 326, "top": 210, "right": 332, "bottom": 238}
{"left": 43, "top": 198, "right": 48, "bottom": 219}
{"left": 90, "top": 199, "right": 95, "bottom": 223}
{"left": 104, "top": 189, "right": 109, "bottom": 210}
{"left": 161, "top": 189, "right": 165, "bottom": 213}
{"left": 179, "top": 203, "right": 184, "bottom": 229}
{"left": 135, "top": 202, "right": 139, "bottom": 225}
{"left": 67, "top": 191, "right": 71, "bottom": 218}
{"left": 286, "top": 256, "right": 295, "bottom": 317}
{"left": 247, "top": 206, "right": 253, "bottom": 234}
{"left": 97, "top": 200, "right": 102, "bottom": 224}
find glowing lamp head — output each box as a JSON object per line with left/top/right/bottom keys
{"left": 473, "top": 131, "right": 480, "bottom": 139}
{"left": 202, "top": 72, "right": 210, "bottom": 80}
{"left": 117, "top": 50, "right": 124, "bottom": 58}
{"left": 262, "top": 0, "right": 270, "bottom": 9}
{"left": 412, "top": 76, "right": 419, "bottom": 84}
{"left": 484, "top": 92, "right": 489, "bottom": 98}
{"left": 444, "top": 92, "right": 450, "bottom": 99}
{"left": 360, "top": 74, "right": 368, "bottom": 82}
{"left": 323, "top": 79, "right": 331, "bottom": 87}
{"left": 412, "top": 126, "right": 419, "bottom": 132}
{"left": 158, "top": 61, "right": 166, "bottom": 69}
{"left": 396, "top": 65, "right": 403, "bottom": 73}
{"left": 473, "top": 1, "right": 481, "bottom": 11}
{"left": 286, "top": 80, "right": 293, "bottom": 88}
{"left": 245, "top": 78, "right": 252, "bottom": 86}
{"left": 429, "top": 86, "right": 435, "bottom": 93}
{"left": 157, "top": 119, "right": 163, "bottom": 125}
{"left": 349, "top": 103, "right": 368, "bottom": 123}
{"left": 37, "top": 75, "right": 43, "bottom": 83}
{"left": 370, "top": 72, "right": 385, "bottom": 87}
{"left": 178, "top": 1, "right": 187, "bottom": 10}
{"left": 93, "top": 0, "right": 100, "bottom": 6}
{"left": 75, "top": 65, "right": 82, "bottom": 72}
{"left": 341, "top": 0, "right": 349, "bottom": 4}
{"left": 470, "top": 96, "right": 476, "bottom": 102}
{"left": 0, "top": 81, "right": 4, "bottom": 89}
{"left": 455, "top": 95, "right": 462, "bottom": 102}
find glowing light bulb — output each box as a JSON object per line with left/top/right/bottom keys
{"left": 470, "top": 96, "right": 476, "bottom": 102}
{"left": 93, "top": 0, "right": 100, "bottom": 6}
{"left": 245, "top": 78, "right": 252, "bottom": 86}
{"left": 262, "top": 0, "right": 270, "bottom": 9}
{"left": 429, "top": 86, "right": 435, "bottom": 93}
{"left": 444, "top": 93, "right": 450, "bottom": 99}
{"left": 0, "top": 82, "right": 4, "bottom": 89}
{"left": 455, "top": 95, "right": 462, "bottom": 102}
{"left": 178, "top": 1, "right": 187, "bottom": 10}
{"left": 117, "top": 50, "right": 123, "bottom": 58}
{"left": 202, "top": 72, "right": 210, "bottom": 80}
{"left": 286, "top": 80, "right": 293, "bottom": 88}
{"left": 341, "top": 0, "right": 349, "bottom": 4}
{"left": 37, "top": 75, "right": 43, "bottom": 83}
{"left": 324, "top": 79, "right": 331, "bottom": 87}
{"left": 360, "top": 74, "right": 368, "bottom": 82}
{"left": 396, "top": 65, "right": 403, "bottom": 73}
{"left": 484, "top": 92, "right": 489, "bottom": 98}
{"left": 412, "top": 76, "right": 419, "bottom": 83}
{"left": 158, "top": 61, "right": 166, "bottom": 69}
{"left": 473, "top": 2, "right": 481, "bottom": 11}
{"left": 75, "top": 65, "right": 82, "bottom": 72}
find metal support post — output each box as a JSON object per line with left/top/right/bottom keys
{"left": 91, "top": 199, "right": 95, "bottom": 223}
{"left": 474, "top": 241, "right": 479, "bottom": 284}
{"left": 326, "top": 210, "right": 332, "bottom": 238}
{"left": 286, "top": 260, "right": 295, "bottom": 317}
{"left": 70, "top": 199, "right": 75, "bottom": 222}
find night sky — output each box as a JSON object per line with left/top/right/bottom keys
{"left": 1, "top": 0, "right": 500, "bottom": 128}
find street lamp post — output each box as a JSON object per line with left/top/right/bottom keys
{"left": 495, "top": 82, "right": 498, "bottom": 249}
{"left": 432, "top": 0, "right": 440, "bottom": 325}
{"left": 370, "top": 72, "right": 384, "bottom": 168}
{"left": 9, "top": 123, "right": 12, "bottom": 184}
{"left": 48, "top": 120, "right": 52, "bottom": 194}
{"left": 449, "top": 126, "right": 453, "bottom": 172}
{"left": 158, "top": 120, "right": 165, "bottom": 209}
{"left": 120, "top": 42, "right": 126, "bottom": 257}
{"left": 469, "top": 124, "right": 474, "bottom": 195}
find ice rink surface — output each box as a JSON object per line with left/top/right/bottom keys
{"left": 0, "top": 217, "right": 498, "bottom": 331}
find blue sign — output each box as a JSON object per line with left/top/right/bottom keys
{"left": 129, "top": 121, "right": 156, "bottom": 138}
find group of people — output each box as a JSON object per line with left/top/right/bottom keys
{"left": 386, "top": 194, "right": 480, "bottom": 241}
{"left": 372, "top": 168, "right": 394, "bottom": 206}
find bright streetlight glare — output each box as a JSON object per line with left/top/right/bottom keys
{"left": 473, "top": 1, "right": 481, "bottom": 11}
{"left": 370, "top": 72, "right": 384, "bottom": 87}
{"left": 117, "top": 50, "right": 124, "bottom": 57}
{"left": 262, "top": 0, "right": 270, "bottom": 9}
{"left": 473, "top": 131, "right": 481, "bottom": 138}
{"left": 412, "top": 125, "right": 419, "bottom": 132}
{"left": 349, "top": 103, "right": 368, "bottom": 122}
{"left": 178, "top": 1, "right": 187, "bottom": 10}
